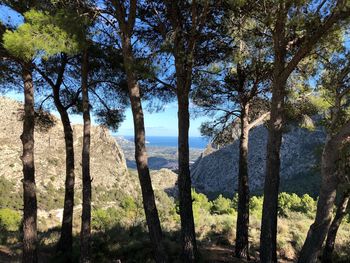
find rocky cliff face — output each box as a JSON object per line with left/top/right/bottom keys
{"left": 191, "top": 124, "right": 325, "bottom": 196}
{"left": 0, "top": 96, "right": 131, "bottom": 197}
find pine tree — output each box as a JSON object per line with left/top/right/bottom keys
{"left": 3, "top": 7, "right": 81, "bottom": 262}
{"left": 100, "top": 1, "right": 167, "bottom": 261}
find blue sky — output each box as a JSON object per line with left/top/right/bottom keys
{"left": 4, "top": 91, "right": 208, "bottom": 137}
{"left": 116, "top": 103, "right": 208, "bottom": 137}
{"left": 0, "top": 4, "right": 210, "bottom": 137}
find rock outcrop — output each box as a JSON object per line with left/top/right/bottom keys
{"left": 191, "top": 124, "right": 325, "bottom": 196}
{"left": 0, "top": 96, "right": 131, "bottom": 196}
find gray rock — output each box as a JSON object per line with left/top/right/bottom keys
{"left": 190, "top": 124, "right": 325, "bottom": 196}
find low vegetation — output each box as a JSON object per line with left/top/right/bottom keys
{"left": 1, "top": 188, "right": 349, "bottom": 262}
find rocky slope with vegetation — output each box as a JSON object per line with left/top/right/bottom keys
{"left": 0, "top": 96, "right": 133, "bottom": 205}
{"left": 191, "top": 124, "right": 326, "bottom": 197}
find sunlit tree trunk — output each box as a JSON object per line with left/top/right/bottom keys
{"left": 21, "top": 62, "right": 38, "bottom": 263}
{"left": 298, "top": 137, "right": 340, "bottom": 263}
{"left": 80, "top": 50, "right": 91, "bottom": 263}
{"left": 322, "top": 190, "right": 350, "bottom": 263}
{"left": 121, "top": 35, "right": 167, "bottom": 263}
{"left": 235, "top": 103, "right": 250, "bottom": 259}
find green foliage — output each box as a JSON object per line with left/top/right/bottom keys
{"left": 278, "top": 192, "right": 316, "bottom": 218}
{"left": 92, "top": 208, "right": 121, "bottom": 231}
{"left": 120, "top": 196, "right": 144, "bottom": 226}
{"left": 250, "top": 195, "right": 264, "bottom": 218}
{"left": 191, "top": 189, "right": 212, "bottom": 225}
{"left": 192, "top": 189, "right": 212, "bottom": 212}
{"left": 3, "top": 9, "right": 83, "bottom": 61}
{"left": 0, "top": 208, "right": 21, "bottom": 232}
{"left": 211, "top": 194, "right": 234, "bottom": 215}
{"left": 0, "top": 177, "right": 22, "bottom": 209}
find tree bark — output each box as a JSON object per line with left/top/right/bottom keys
{"left": 21, "top": 63, "right": 38, "bottom": 263}
{"left": 322, "top": 190, "right": 350, "bottom": 263}
{"left": 80, "top": 50, "right": 91, "bottom": 263}
{"left": 298, "top": 138, "right": 339, "bottom": 263}
{"left": 177, "top": 87, "right": 198, "bottom": 262}
{"left": 121, "top": 36, "right": 167, "bottom": 263}
{"left": 235, "top": 104, "right": 250, "bottom": 259}
{"left": 55, "top": 92, "right": 75, "bottom": 261}
{"left": 260, "top": 76, "right": 286, "bottom": 263}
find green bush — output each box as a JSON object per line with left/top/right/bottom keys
{"left": 211, "top": 195, "right": 234, "bottom": 215}
{"left": 299, "top": 194, "right": 317, "bottom": 216}
{"left": 191, "top": 189, "right": 212, "bottom": 225}
{"left": 278, "top": 192, "right": 317, "bottom": 217}
{"left": 0, "top": 177, "right": 22, "bottom": 209}
{"left": 0, "top": 208, "right": 21, "bottom": 231}
{"left": 92, "top": 209, "right": 111, "bottom": 231}
{"left": 278, "top": 192, "right": 302, "bottom": 217}
{"left": 250, "top": 195, "right": 263, "bottom": 218}
{"left": 192, "top": 189, "right": 212, "bottom": 212}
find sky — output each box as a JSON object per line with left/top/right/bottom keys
{"left": 116, "top": 103, "right": 209, "bottom": 137}
{"left": 0, "top": 4, "right": 210, "bottom": 137}
{"left": 4, "top": 90, "right": 209, "bottom": 137}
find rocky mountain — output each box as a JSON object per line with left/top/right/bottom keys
{"left": 190, "top": 124, "right": 326, "bottom": 197}
{"left": 0, "top": 96, "right": 133, "bottom": 198}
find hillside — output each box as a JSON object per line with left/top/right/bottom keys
{"left": 191, "top": 124, "right": 326, "bottom": 197}
{"left": 0, "top": 96, "right": 136, "bottom": 206}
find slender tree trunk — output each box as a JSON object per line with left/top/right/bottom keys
{"left": 121, "top": 37, "right": 167, "bottom": 263}
{"left": 322, "top": 190, "right": 350, "bottom": 263}
{"left": 298, "top": 138, "right": 339, "bottom": 263}
{"left": 235, "top": 104, "right": 250, "bottom": 259}
{"left": 21, "top": 63, "right": 38, "bottom": 263}
{"left": 80, "top": 50, "right": 91, "bottom": 263}
{"left": 260, "top": 77, "right": 286, "bottom": 263}
{"left": 177, "top": 88, "right": 198, "bottom": 262}
{"left": 56, "top": 100, "right": 75, "bottom": 261}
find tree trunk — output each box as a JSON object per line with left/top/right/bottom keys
{"left": 21, "top": 63, "right": 38, "bottom": 263}
{"left": 322, "top": 190, "right": 350, "bottom": 263}
{"left": 298, "top": 138, "right": 339, "bottom": 263}
{"left": 121, "top": 37, "right": 167, "bottom": 263}
{"left": 260, "top": 77, "right": 286, "bottom": 263}
{"left": 80, "top": 50, "right": 91, "bottom": 263}
{"left": 55, "top": 94, "right": 75, "bottom": 261}
{"left": 235, "top": 104, "right": 250, "bottom": 259}
{"left": 177, "top": 89, "right": 198, "bottom": 262}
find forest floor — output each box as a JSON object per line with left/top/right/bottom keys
{"left": 0, "top": 243, "right": 298, "bottom": 263}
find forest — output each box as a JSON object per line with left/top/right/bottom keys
{"left": 0, "top": 0, "right": 350, "bottom": 263}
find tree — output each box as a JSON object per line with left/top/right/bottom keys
{"left": 80, "top": 47, "right": 91, "bottom": 263}
{"left": 101, "top": 1, "right": 167, "bottom": 262}
{"left": 161, "top": 1, "right": 214, "bottom": 260}
{"left": 240, "top": 2, "right": 350, "bottom": 261}
{"left": 36, "top": 53, "right": 79, "bottom": 261}
{"left": 298, "top": 49, "right": 350, "bottom": 263}
{"left": 26, "top": 9, "right": 82, "bottom": 259}
{"left": 136, "top": 1, "right": 226, "bottom": 259}
{"left": 2, "top": 6, "right": 81, "bottom": 262}
{"left": 192, "top": 59, "right": 270, "bottom": 260}
{"left": 322, "top": 190, "right": 350, "bottom": 263}
{"left": 191, "top": 5, "right": 272, "bottom": 257}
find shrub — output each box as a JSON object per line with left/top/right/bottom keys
{"left": 192, "top": 189, "right": 212, "bottom": 224}
{"left": 92, "top": 209, "right": 111, "bottom": 231}
{"left": 120, "top": 196, "right": 144, "bottom": 226}
{"left": 278, "top": 192, "right": 302, "bottom": 217}
{"left": 278, "top": 192, "right": 317, "bottom": 217}
{"left": 0, "top": 208, "right": 21, "bottom": 231}
{"left": 211, "top": 195, "right": 234, "bottom": 215}
{"left": 192, "top": 189, "right": 212, "bottom": 212}
{"left": 299, "top": 194, "right": 316, "bottom": 216}
{"left": 92, "top": 207, "right": 122, "bottom": 231}
{"left": 250, "top": 195, "right": 263, "bottom": 219}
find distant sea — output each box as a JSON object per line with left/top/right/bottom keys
{"left": 122, "top": 136, "right": 209, "bottom": 149}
